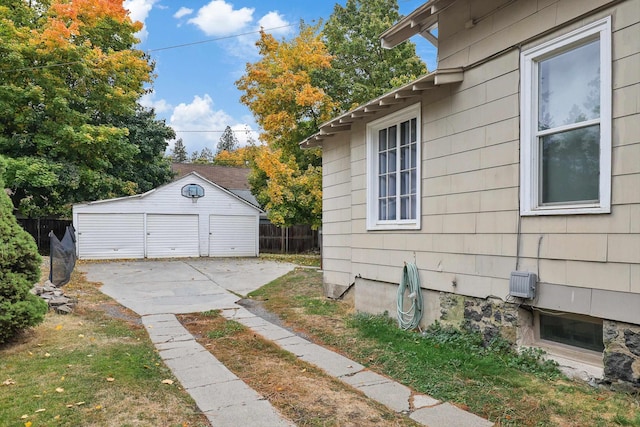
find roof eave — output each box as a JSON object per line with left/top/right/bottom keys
{"left": 299, "top": 67, "right": 463, "bottom": 148}
{"left": 380, "top": 0, "right": 452, "bottom": 49}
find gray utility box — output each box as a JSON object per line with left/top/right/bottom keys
{"left": 509, "top": 271, "right": 537, "bottom": 299}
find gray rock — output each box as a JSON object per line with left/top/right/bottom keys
{"left": 624, "top": 329, "right": 640, "bottom": 357}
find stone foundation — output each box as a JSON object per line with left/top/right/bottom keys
{"left": 603, "top": 321, "right": 640, "bottom": 391}
{"left": 439, "top": 293, "right": 519, "bottom": 345}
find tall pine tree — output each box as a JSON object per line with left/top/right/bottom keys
{"left": 171, "top": 139, "right": 188, "bottom": 163}
{"left": 216, "top": 126, "right": 239, "bottom": 155}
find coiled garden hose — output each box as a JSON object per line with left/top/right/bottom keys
{"left": 397, "top": 262, "right": 423, "bottom": 330}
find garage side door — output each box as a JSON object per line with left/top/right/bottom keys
{"left": 209, "top": 215, "right": 257, "bottom": 257}
{"left": 77, "top": 213, "right": 144, "bottom": 259}
{"left": 146, "top": 214, "right": 199, "bottom": 258}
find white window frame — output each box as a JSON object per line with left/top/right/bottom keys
{"left": 520, "top": 17, "right": 611, "bottom": 216}
{"left": 366, "top": 103, "right": 421, "bottom": 230}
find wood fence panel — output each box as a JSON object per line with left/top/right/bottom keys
{"left": 259, "top": 224, "right": 319, "bottom": 254}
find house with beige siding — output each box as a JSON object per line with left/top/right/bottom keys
{"left": 302, "top": 0, "right": 640, "bottom": 388}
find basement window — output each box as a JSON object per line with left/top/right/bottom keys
{"left": 539, "top": 312, "right": 604, "bottom": 353}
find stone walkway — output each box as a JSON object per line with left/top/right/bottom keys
{"left": 82, "top": 260, "right": 494, "bottom": 427}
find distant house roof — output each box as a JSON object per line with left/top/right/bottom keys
{"left": 171, "top": 163, "right": 261, "bottom": 209}
{"left": 171, "top": 163, "right": 251, "bottom": 190}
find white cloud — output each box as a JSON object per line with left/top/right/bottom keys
{"left": 168, "top": 95, "right": 259, "bottom": 154}
{"left": 188, "top": 0, "right": 254, "bottom": 36}
{"left": 124, "top": 0, "right": 157, "bottom": 42}
{"left": 139, "top": 91, "right": 172, "bottom": 113}
{"left": 173, "top": 7, "right": 193, "bottom": 19}
{"left": 258, "top": 11, "right": 291, "bottom": 36}
{"left": 227, "top": 11, "right": 292, "bottom": 61}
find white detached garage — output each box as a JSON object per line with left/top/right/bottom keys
{"left": 73, "top": 172, "right": 262, "bottom": 260}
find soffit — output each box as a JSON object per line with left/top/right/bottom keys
{"left": 300, "top": 67, "right": 463, "bottom": 148}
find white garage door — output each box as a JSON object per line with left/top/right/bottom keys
{"left": 209, "top": 215, "right": 257, "bottom": 257}
{"left": 146, "top": 214, "right": 199, "bottom": 258}
{"left": 77, "top": 213, "right": 144, "bottom": 259}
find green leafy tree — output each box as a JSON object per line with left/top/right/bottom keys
{"left": 171, "top": 138, "right": 188, "bottom": 163}
{"left": 236, "top": 24, "right": 335, "bottom": 228}
{"left": 108, "top": 106, "right": 175, "bottom": 193}
{"left": 0, "top": 0, "right": 160, "bottom": 217}
{"left": 216, "top": 126, "right": 239, "bottom": 155}
{"left": 0, "top": 156, "right": 48, "bottom": 344}
{"left": 321, "top": 0, "right": 427, "bottom": 111}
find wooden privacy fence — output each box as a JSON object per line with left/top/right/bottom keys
{"left": 259, "top": 224, "right": 320, "bottom": 254}
{"left": 18, "top": 218, "right": 72, "bottom": 255}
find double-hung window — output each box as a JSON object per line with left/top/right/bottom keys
{"left": 367, "top": 104, "right": 421, "bottom": 230}
{"left": 520, "top": 17, "right": 611, "bottom": 215}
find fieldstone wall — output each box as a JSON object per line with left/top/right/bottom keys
{"left": 438, "top": 293, "right": 519, "bottom": 345}
{"left": 603, "top": 320, "right": 640, "bottom": 391}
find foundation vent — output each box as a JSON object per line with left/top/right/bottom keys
{"left": 509, "top": 271, "right": 537, "bottom": 299}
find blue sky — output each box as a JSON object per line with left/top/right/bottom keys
{"left": 123, "top": 0, "right": 437, "bottom": 155}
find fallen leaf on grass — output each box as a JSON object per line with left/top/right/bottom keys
{"left": 2, "top": 379, "right": 15, "bottom": 386}
{"left": 106, "top": 377, "right": 115, "bottom": 382}
{"left": 54, "top": 415, "right": 60, "bottom": 420}
{"left": 44, "top": 353, "right": 51, "bottom": 357}
{"left": 75, "top": 402, "right": 85, "bottom": 406}
{"left": 66, "top": 404, "right": 73, "bottom": 408}
{"left": 161, "top": 379, "right": 174, "bottom": 385}
{"left": 20, "top": 415, "right": 28, "bottom": 419}
{"left": 55, "top": 387, "right": 64, "bottom": 393}
{"left": 34, "top": 409, "right": 46, "bottom": 413}
{"left": 55, "top": 324, "right": 63, "bottom": 330}
{"left": 78, "top": 334, "right": 84, "bottom": 338}
{"left": 95, "top": 405, "right": 102, "bottom": 410}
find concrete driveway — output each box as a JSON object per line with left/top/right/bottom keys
{"left": 79, "top": 258, "right": 297, "bottom": 316}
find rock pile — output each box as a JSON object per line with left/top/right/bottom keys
{"left": 31, "top": 281, "right": 77, "bottom": 314}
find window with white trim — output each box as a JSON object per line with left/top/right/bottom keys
{"left": 367, "top": 104, "right": 421, "bottom": 230}
{"left": 520, "top": 17, "right": 611, "bottom": 216}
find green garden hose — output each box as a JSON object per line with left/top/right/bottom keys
{"left": 396, "top": 262, "right": 423, "bottom": 330}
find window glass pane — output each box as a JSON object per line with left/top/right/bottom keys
{"left": 401, "top": 146, "right": 410, "bottom": 170}
{"left": 388, "top": 150, "right": 396, "bottom": 172}
{"left": 379, "top": 152, "right": 387, "bottom": 174}
{"left": 541, "top": 125, "right": 599, "bottom": 204}
{"left": 379, "top": 176, "right": 387, "bottom": 197}
{"left": 388, "top": 198, "right": 396, "bottom": 220}
{"left": 400, "top": 120, "right": 410, "bottom": 146}
{"left": 410, "top": 143, "right": 417, "bottom": 168}
{"left": 379, "top": 129, "right": 387, "bottom": 151}
{"left": 388, "top": 126, "right": 397, "bottom": 149}
{"left": 410, "top": 169, "right": 416, "bottom": 193}
{"left": 401, "top": 196, "right": 410, "bottom": 220}
{"left": 379, "top": 199, "right": 387, "bottom": 220}
{"left": 538, "top": 39, "right": 600, "bottom": 131}
{"left": 400, "top": 171, "right": 410, "bottom": 195}
{"left": 411, "top": 118, "right": 417, "bottom": 142}
{"left": 388, "top": 174, "right": 396, "bottom": 196}
{"left": 411, "top": 194, "right": 417, "bottom": 219}
{"left": 540, "top": 314, "right": 604, "bottom": 352}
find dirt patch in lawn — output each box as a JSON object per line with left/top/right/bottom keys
{"left": 178, "top": 311, "right": 420, "bottom": 427}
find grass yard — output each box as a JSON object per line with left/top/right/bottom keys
{"left": 244, "top": 268, "right": 640, "bottom": 427}
{"left": 0, "top": 264, "right": 208, "bottom": 427}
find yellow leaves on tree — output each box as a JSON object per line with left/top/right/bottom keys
{"left": 236, "top": 23, "right": 336, "bottom": 147}
{"left": 236, "top": 23, "right": 334, "bottom": 227}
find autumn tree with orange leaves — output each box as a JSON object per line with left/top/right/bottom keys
{"left": 236, "top": 24, "right": 335, "bottom": 228}
{"left": 0, "top": 0, "right": 172, "bottom": 217}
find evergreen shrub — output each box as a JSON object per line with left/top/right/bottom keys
{"left": 0, "top": 156, "right": 47, "bottom": 344}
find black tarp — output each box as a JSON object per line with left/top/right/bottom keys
{"left": 49, "top": 225, "right": 76, "bottom": 287}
